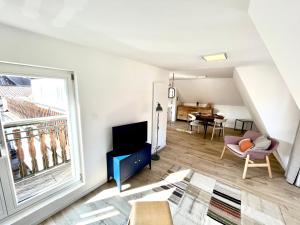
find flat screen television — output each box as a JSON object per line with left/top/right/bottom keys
{"left": 112, "top": 121, "right": 147, "bottom": 154}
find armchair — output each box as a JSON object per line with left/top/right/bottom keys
{"left": 220, "top": 131, "right": 279, "bottom": 179}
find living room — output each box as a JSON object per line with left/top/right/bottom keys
{"left": 166, "top": 69, "right": 299, "bottom": 172}
{"left": 0, "top": 1, "right": 299, "bottom": 225}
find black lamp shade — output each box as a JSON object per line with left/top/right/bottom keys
{"left": 156, "top": 103, "right": 163, "bottom": 112}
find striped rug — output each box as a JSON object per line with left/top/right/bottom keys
{"left": 157, "top": 165, "right": 242, "bottom": 225}
{"left": 207, "top": 182, "right": 241, "bottom": 225}
{"left": 147, "top": 165, "right": 284, "bottom": 225}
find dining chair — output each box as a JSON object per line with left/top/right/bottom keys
{"left": 211, "top": 118, "right": 227, "bottom": 141}
{"left": 187, "top": 113, "right": 202, "bottom": 133}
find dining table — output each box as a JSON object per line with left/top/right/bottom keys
{"left": 192, "top": 113, "right": 224, "bottom": 138}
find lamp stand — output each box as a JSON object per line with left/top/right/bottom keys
{"left": 152, "top": 111, "right": 160, "bottom": 161}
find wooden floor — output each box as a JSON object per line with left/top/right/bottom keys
{"left": 40, "top": 122, "right": 300, "bottom": 225}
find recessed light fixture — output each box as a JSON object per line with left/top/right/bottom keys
{"left": 202, "top": 53, "right": 227, "bottom": 61}
{"left": 173, "top": 74, "right": 207, "bottom": 80}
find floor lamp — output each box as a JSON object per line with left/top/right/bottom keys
{"left": 152, "top": 102, "right": 163, "bottom": 161}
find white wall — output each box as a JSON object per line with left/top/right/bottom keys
{"left": 213, "top": 105, "right": 251, "bottom": 128}
{"left": 174, "top": 78, "right": 252, "bottom": 128}
{"left": 152, "top": 82, "right": 168, "bottom": 152}
{"left": 0, "top": 24, "right": 169, "bottom": 224}
{"left": 234, "top": 64, "right": 300, "bottom": 169}
{"left": 174, "top": 78, "right": 244, "bottom": 105}
{"left": 249, "top": 0, "right": 300, "bottom": 109}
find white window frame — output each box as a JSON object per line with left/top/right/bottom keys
{"left": 0, "top": 61, "right": 84, "bottom": 216}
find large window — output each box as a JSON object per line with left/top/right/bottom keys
{"left": 0, "top": 62, "right": 82, "bottom": 217}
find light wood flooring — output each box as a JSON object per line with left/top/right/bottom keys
{"left": 40, "top": 122, "right": 300, "bottom": 225}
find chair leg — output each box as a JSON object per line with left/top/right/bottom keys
{"left": 220, "top": 146, "right": 226, "bottom": 159}
{"left": 266, "top": 155, "right": 272, "bottom": 178}
{"left": 242, "top": 155, "right": 250, "bottom": 179}
{"left": 211, "top": 125, "right": 215, "bottom": 141}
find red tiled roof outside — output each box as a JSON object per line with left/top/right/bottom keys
{"left": 6, "top": 98, "right": 63, "bottom": 119}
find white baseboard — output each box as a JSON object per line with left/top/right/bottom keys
{"left": 273, "top": 151, "right": 286, "bottom": 171}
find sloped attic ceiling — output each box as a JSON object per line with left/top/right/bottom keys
{"left": 0, "top": 0, "right": 272, "bottom": 77}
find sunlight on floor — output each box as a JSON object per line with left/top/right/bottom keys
{"left": 128, "top": 188, "right": 175, "bottom": 204}
{"left": 76, "top": 210, "right": 120, "bottom": 225}
{"left": 121, "top": 169, "right": 190, "bottom": 198}
{"left": 80, "top": 206, "right": 115, "bottom": 219}
{"left": 164, "top": 169, "right": 191, "bottom": 183}
{"left": 78, "top": 169, "right": 191, "bottom": 224}
{"left": 86, "top": 169, "right": 189, "bottom": 205}
{"left": 119, "top": 180, "right": 169, "bottom": 198}
{"left": 175, "top": 128, "right": 193, "bottom": 134}
{"left": 84, "top": 184, "right": 131, "bottom": 204}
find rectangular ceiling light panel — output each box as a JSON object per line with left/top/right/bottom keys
{"left": 202, "top": 53, "right": 227, "bottom": 61}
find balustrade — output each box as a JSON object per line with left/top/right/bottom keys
{"left": 4, "top": 116, "right": 70, "bottom": 181}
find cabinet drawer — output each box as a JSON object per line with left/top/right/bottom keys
{"left": 178, "top": 112, "right": 186, "bottom": 117}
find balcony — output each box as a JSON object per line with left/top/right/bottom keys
{"left": 3, "top": 113, "right": 72, "bottom": 202}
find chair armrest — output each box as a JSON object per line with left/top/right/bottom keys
{"left": 246, "top": 149, "right": 273, "bottom": 160}
{"left": 224, "top": 136, "right": 244, "bottom": 145}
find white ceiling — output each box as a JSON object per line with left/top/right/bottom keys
{"left": 0, "top": 0, "right": 272, "bottom": 76}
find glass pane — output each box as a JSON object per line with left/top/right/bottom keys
{"left": 0, "top": 74, "right": 75, "bottom": 203}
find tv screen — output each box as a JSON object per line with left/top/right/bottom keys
{"left": 112, "top": 121, "right": 147, "bottom": 153}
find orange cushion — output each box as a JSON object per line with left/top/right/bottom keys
{"left": 238, "top": 138, "right": 254, "bottom": 152}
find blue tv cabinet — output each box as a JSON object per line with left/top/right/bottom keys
{"left": 107, "top": 143, "right": 151, "bottom": 191}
